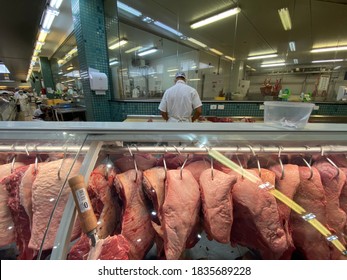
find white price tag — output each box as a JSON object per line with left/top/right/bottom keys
{"left": 75, "top": 188, "right": 91, "bottom": 213}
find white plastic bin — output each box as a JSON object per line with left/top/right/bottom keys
{"left": 264, "top": 101, "right": 315, "bottom": 129}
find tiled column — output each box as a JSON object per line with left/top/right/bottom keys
{"left": 71, "top": 0, "right": 111, "bottom": 121}
{"left": 39, "top": 57, "right": 55, "bottom": 91}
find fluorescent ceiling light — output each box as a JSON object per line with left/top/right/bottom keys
{"left": 278, "top": 8, "right": 292, "bottom": 31}
{"left": 67, "top": 65, "right": 74, "bottom": 70}
{"left": 261, "top": 63, "right": 285, "bottom": 67}
{"left": 125, "top": 46, "right": 143, "bottom": 53}
{"left": 334, "top": 65, "right": 341, "bottom": 70}
{"left": 109, "top": 60, "right": 119, "bottom": 66}
{"left": 138, "top": 48, "right": 158, "bottom": 56}
{"left": 289, "top": 41, "right": 296, "bottom": 51}
{"left": 42, "top": 7, "right": 59, "bottom": 30}
{"left": 49, "top": 0, "right": 63, "bottom": 9}
{"left": 224, "top": 56, "right": 235, "bottom": 61}
{"left": 167, "top": 68, "right": 179, "bottom": 72}
{"left": 117, "top": 2, "right": 142, "bottom": 17}
{"left": 191, "top": 7, "right": 241, "bottom": 29}
{"left": 312, "top": 59, "right": 344, "bottom": 63}
{"left": 142, "top": 17, "right": 154, "bottom": 23}
{"left": 262, "top": 59, "right": 285, "bottom": 64}
{"left": 210, "top": 48, "right": 223, "bottom": 55}
{"left": 187, "top": 37, "right": 207, "bottom": 48}
{"left": 293, "top": 58, "right": 299, "bottom": 64}
{"left": 109, "top": 39, "right": 128, "bottom": 50}
{"left": 311, "top": 46, "right": 347, "bottom": 53}
{"left": 153, "top": 21, "right": 183, "bottom": 36}
{"left": 247, "top": 53, "right": 278, "bottom": 60}
{"left": 189, "top": 78, "right": 201, "bottom": 81}
{"left": 0, "top": 64, "right": 10, "bottom": 74}
{"left": 38, "top": 28, "right": 50, "bottom": 42}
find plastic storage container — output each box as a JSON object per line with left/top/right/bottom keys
{"left": 264, "top": 101, "right": 315, "bottom": 128}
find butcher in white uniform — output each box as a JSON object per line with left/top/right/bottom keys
{"left": 158, "top": 72, "right": 202, "bottom": 122}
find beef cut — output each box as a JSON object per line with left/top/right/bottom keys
{"left": 229, "top": 169, "right": 289, "bottom": 259}
{"left": 162, "top": 169, "right": 200, "bottom": 260}
{"left": 199, "top": 169, "right": 236, "bottom": 243}
{"left": 291, "top": 166, "right": 330, "bottom": 259}
{"left": 115, "top": 154, "right": 157, "bottom": 172}
{"left": 29, "top": 158, "right": 82, "bottom": 251}
{"left": 2, "top": 165, "right": 35, "bottom": 259}
{"left": 114, "top": 170, "right": 155, "bottom": 259}
{"left": 184, "top": 160, "right": 210, "bottom": 182}
{"left": 270, "top": 164, "right": 301, "bottom": 259}
{"left": 0, "top": 162, "right": 25, "bottom": 247}
{"left": 340, "top": 168, "right": 347, "bottom": 235}
{"left": 313, "top": 159, "right": 347, "bottom": 248}
{"left": 68, "top": 234, "right": 130, "bottom": 260}
{"left": 87, "top": 164, "right": 119, "bottom": 238}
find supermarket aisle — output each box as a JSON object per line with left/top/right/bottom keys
{"left": 15, "top": 103, "right": 36, "bottom": 121}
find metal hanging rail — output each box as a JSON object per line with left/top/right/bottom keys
{"left": 1, "top": 144, "right": 347, "bottom": 154}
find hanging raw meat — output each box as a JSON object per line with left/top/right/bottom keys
{"left": 313, "top": 159, "right": 347, "bottom": 254}
{"left": 340, "top": 168, "right": 347, "bottom": 235}
{"left": 184, "top": 160, "right": 210, "bottom": 181}
{"left": 115, "top": 154, "right": 157, "bottom": 172}
{"left": 270, "top": 164, "right": 301, "bottom": 259}
{"left": 290, "top": 166, "right": 330, "bottom": 259}
{"left": 162, "top": 169, "right": 201, "bottom": 260}
{"left": 199, "top": 169, "right": 236, "bottom": 243}
{"left": 114, "top": 169, "right": 155, "bottom": 259}
{"left": 29, "top": 158, "right": 82, "bottom": 251}
{"left": 0, "top": 162, "right": 25, "bottom": 248}
{"left": 229, "top": 169, "right": 289, "bottom": 259}
{"left": 1, "top": 165, "right": 35, "bottom": 259}
{"left": 87, "top": 164, "right": 119, "bottom": 238}
{"left": 157, "top": 153, "right": 188, "bottom": 169}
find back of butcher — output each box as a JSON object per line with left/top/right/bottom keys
{"left": 229, "top": 169, "right": 289, "bottom": 259}
{"left": 199, "top": 169, "right": 236, "bottom": 243}
{"left": 291, "top": 166, "right": 330, "bottom": 259}
{"left": 114, "top": 170, "right": 155, "bottom": 259}
{"left": 162, "top": 169, "right": 200, "bottom": 259}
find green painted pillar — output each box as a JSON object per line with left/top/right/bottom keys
{"left": 71, "top": 0, "right": 111, "bottom": 121}
{"left": 39, "top": 57, "right": 55, "bottom": 91}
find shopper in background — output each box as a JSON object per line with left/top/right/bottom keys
{"left": 158, "top": 72, "right": 202, "bottom": 122}
{"left": 15, "top": 90, "right": 29, "bottom": 116}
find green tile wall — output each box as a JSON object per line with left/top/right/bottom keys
{"left": 72, "top": 0, "right": 112, "bottom": 121}
{"left": 39, "top": 57, "right": 55, "bottom": 90}
{"left": 109, "top": 101, "right": 347, "bottom": 122}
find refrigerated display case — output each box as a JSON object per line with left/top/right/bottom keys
{"left": 0, "top": 121, "right": 347, "bottom": 260}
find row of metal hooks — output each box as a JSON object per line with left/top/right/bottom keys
{"left": 117, "top": 144, "right": 342, "bottom": 182}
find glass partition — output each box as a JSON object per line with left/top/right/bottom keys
{"left": 103, "top": 0, "right": 347, "bottom": 103}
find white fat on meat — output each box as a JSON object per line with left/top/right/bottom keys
{"left": 29, "top": 158, "right": 82, "bottom": 251}
{"left": 0, "top": 162, "right": 25, "bottom": 247}
{"left": 162, "top": 169, "right": 201, "bottom": 260}
{"left": 199, "top": 169, "right": 236, "bottom": 243}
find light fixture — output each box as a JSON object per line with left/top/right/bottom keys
{"left": 117, "top": 1, "right": 142, "bottom": 17}
{"left": 310, "top": 46, "right": 347, "bottom": 53}
{"left": 278, "top": 8, "right": 292, "bottom": 31}
{"left": 109, "top": 39, "right": 128, "bottom": 50}
{"left": 42, "top": 7, "right": 60, "bottom": 30}
{"left": 289, "top": 41, "right": 296, "bottom": 51}
{"left": 153, "top": 21, "right": 183, "bottom": 36}
{"left": 187, "top": 37, "right": 207, "bottom": 48}
{"left": 334, "top": 65, "right": 341, "bottom": 70}
{"left": 138, "top": 47, "right": 158, "bottom": 56}
{"left": 210, "top": 48, "right": 223, "bottom": 56}
{"left": 293, "top": 58, "right": 299, "bottom": 64}
{"left": 189, "top": 78, "right": 201, "bottom": 81}
{"left": 167, "top": 68, "right": 179, "bottom": 72}
{"left": 312, "top": 59, "right": 344, "bottom": 63}
{"left": 190, "top": 7, "right": 241, "bottom": 29}
{"left": 142, "top": 17, "right": 154, "bottom": 23}
{"left": 261, "top": 63, "right": 286, "bottom": 67}
{"left": 37, "top": 28, "right": 50, "bottom": 42}
{"left": 262, "top": 59, "right": 285, "bottom": 64}
{"left": 247, "top": 53, "right": 278, "bottom": 60}
{"left": 109, "top": 60, "right": 119, "bottom": 66}
{"left": 49, "top": 0, "right": 63, "bottom": 9}
{"left": 125, "top": 46, "right": 143, "bottom": 53}
{"left": 67, "top": 65, "right": 74, "bottom": 71}
{"left": 224, "top": 56, "right": 235, "bottom": 61}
